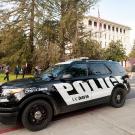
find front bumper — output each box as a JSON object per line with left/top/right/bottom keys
{"left": 0, "top": 106, "right": 19, "bottom": 124}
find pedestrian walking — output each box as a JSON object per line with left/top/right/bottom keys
{"left": 4, "top": 65, "right": 10, "bottom": 81}
{"left": 0, "top": 64, "right": 2, "bottom": 74}
{"left": 22, "top": 65, "right": 27, "bottom": 78}
{"left": 14, "top": 65, "right": 20, "bottom": 79}
{"left": 34, "top": 66, "right": 40, "bottom": 77}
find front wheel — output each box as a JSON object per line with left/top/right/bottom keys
{"left": 111, "top": 87, "right": 127, "bottom": 108}
{"left": 22, "top": 100, "right": 53, "bottom": 131}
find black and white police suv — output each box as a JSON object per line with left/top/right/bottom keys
{"left": 0, "top": 58, "right": 130, "bottom": 131}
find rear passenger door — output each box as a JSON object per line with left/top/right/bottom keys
{"left": 88, "top": 63, "right": 112, "bottom": 100}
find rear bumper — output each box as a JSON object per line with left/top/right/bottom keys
{"left": 0, "top": 107, "right": 19, "bottom": 124}
{"left": 127, "top": 83, "right": 131, "bottom": 94}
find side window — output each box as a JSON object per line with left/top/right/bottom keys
{"left": 88, "top": 63, "right": 111, "bottom": 75}
{"left": 108, "top": 63, "right": 126, "bottom": 74}
{"left": 65, "top": 63, "right": 88, "bottom": 78}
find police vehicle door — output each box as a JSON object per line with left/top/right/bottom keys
{"left": 54, "top": 62, "right": 92, "bottom": 105}
{"left": 88, "top": 63, "right": 112, "bottom": 100}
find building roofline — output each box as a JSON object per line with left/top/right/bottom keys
{"left": 84, "top": 16, "right": 131, "bottom": 30}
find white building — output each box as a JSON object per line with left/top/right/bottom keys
{"left": 83, "top": 16, "right": 131, "bottom": 54}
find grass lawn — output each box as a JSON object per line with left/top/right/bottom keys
{"left": 0, "top": 73, "right": 33, "bottom": 83}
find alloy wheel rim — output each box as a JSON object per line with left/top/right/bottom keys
{"left": 29, "top": 104, "right": 47, "bottom": 125}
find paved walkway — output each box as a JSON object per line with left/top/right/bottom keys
{"left": 1, "top": 98, "right": 135, "bottom": 135}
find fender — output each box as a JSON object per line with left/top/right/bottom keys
{"left": 18, "top": 92, "right": 60, "bottom": 115}
{"left": 111, "top": 83, "right": 127, "bottom": 95}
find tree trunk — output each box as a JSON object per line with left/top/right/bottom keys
{"left": 29, "top": 0, "right": 35, "bottom": 60}
{"left": 59, "top": 1, "right": 66, "bottom": 61}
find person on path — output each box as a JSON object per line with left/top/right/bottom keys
{"left": 34, "top": 66, "right": 40, "bottom": 77}
{"left": 0, "top": 64, "right": 2, "bottom": 74}
{"left": 22, "top": 65, "right": 27, "bottom": 78}
{"left": 14, "top": 65, "right": 20, "bottom": 79}
{"left": 4, "top": 65, "right": 10, "bottom": 81}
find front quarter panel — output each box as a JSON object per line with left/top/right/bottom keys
{"left": 0, "top": 81, "right": 65, "bottom": 114}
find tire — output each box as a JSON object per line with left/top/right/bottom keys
{"left": 22, "top": 100, "right": 53, "bottom": 131}
{"left": 111, "top": 87, "right": 127, "bottom": 108}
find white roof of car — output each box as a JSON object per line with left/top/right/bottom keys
{"left": 56, "top": 60, "right": 74, "bottom": 65}
{"left": 56, "top": 57, "right": 89, "bottom": 65}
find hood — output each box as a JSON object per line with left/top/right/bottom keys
{"left": 1, "top": 78, "right": 40, "bottom": 88}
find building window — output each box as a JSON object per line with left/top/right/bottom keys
{"left": 89, "top": 20, "right": 92, "bottom": 25}
{"left": 116, "top": 27, "right": 118, "bottom": 32}
{"left": 100, "top": 32, "right": 102, "bottom": 38}
{"left": 95, "top": 33, "right": 97, "bottom": 38}
{"left": 100, "top": 23, "right": 102, "bottom": 28}
{"left": 94, "top": 21, "right": 97, "bottom": 27}
{"left": 89, "top": 31, "right": 92, "bottom": 37}
{"left": 109, "top": 35, "right": 111, "bottom": 40}
{"left": 105, "top": 34, "right": 106, "bottom": 39}
{"left": 124, "top": 29, "right": 125, "bottom": 33}
{"left": 104, "top": 24, "right": 106, "bottom": 29}
{"left": 94, "top": 33, "right": 97, "bottom": 38}
{"left": 108, "top": 25, "right": 111, "bottom": 30}
{"left": 105, "top": 42, "right": 107, "bottom": 47}
{"left": 120, "top": 28, "right": 122, "bottom": 33}
{"left": 112, "top": 26, "right": 114, "bottom": 31}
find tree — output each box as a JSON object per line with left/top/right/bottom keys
{"left": 34, "top": 20, "right": 60, "bottom": 69}
{"left": 0, "top": 27, "right": 27, "bottom": 66}
{"left": 104, "top": 40, "right": 126, "bottom": 61}
{"left": 73, "top": 39, "right": 104, "bottom": 59}
{"left": 0, "top": 0, "right": 49, "bottom": 64}
{"left": 0, "top": 0, "right": 98, "bottom": 68}
{"left": 34, "top": 43, "right": 60, "bottom": 69}
{"left": 44, "top": 0, "right": 98, "bottom": 60}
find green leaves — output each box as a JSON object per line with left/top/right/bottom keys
{"left": 0, "top": 0, "right": 98, "bottom": 68}
{"left": 73, "top": 39, "right": 104, "bottom": 59}
{"left": 0, "top": 27, "right": 27, "bottom": 65}
{"left": 104, "top": 40, "right": 126, "bottom": 62}
{"left": 129, "top": 42, "right": 135, "bottom": 58}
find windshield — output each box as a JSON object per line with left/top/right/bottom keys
{"left": 40, "top": 64, "right": 69, "bottom": 81}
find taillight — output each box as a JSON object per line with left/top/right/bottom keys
{"left": 122, "top": 75, "right": 129, "bottom": 82}
{"left": 125, "top": 74, "right": 129, "bottom": 79}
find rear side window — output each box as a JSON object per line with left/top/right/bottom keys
{"left": 107, "top": 62, "right": 126, "bottom": 74}
{"left": 65, "top": 63, "right": 88, "bottom": 78}
{"left": 88, "top": 63, "right": 111, "bottom": 75}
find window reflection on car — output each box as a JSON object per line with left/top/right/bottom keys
{"left": 40, "top": 64, "right": 69, "bottom": 81}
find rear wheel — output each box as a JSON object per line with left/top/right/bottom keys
{"left": 111, "top": 87, "right": 127, "bottom": 108}
{"left": 22, "top": 100, "right": 53, "bottom": 131}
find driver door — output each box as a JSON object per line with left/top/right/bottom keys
{"left": 54, "top": 62, "right": 92, "bottom": 107}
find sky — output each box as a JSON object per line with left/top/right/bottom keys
{"left": 89, "top": 0, "right": 135, "bottom": 44}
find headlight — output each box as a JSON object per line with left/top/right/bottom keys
{"left": 0, "top": 88, "right": 25, "bottom": 103}
{"left": 2, "top": 88, "right": 24, "bottom": 96}
{"left": 10, "top": 88, "right": 24, "bottom": 94}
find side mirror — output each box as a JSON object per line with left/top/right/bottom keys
{"left": 61, "top": 74, "right": 72, "bottom": 80}
{"left": 48, "top": 73, "right": 55, "bottom": 79}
